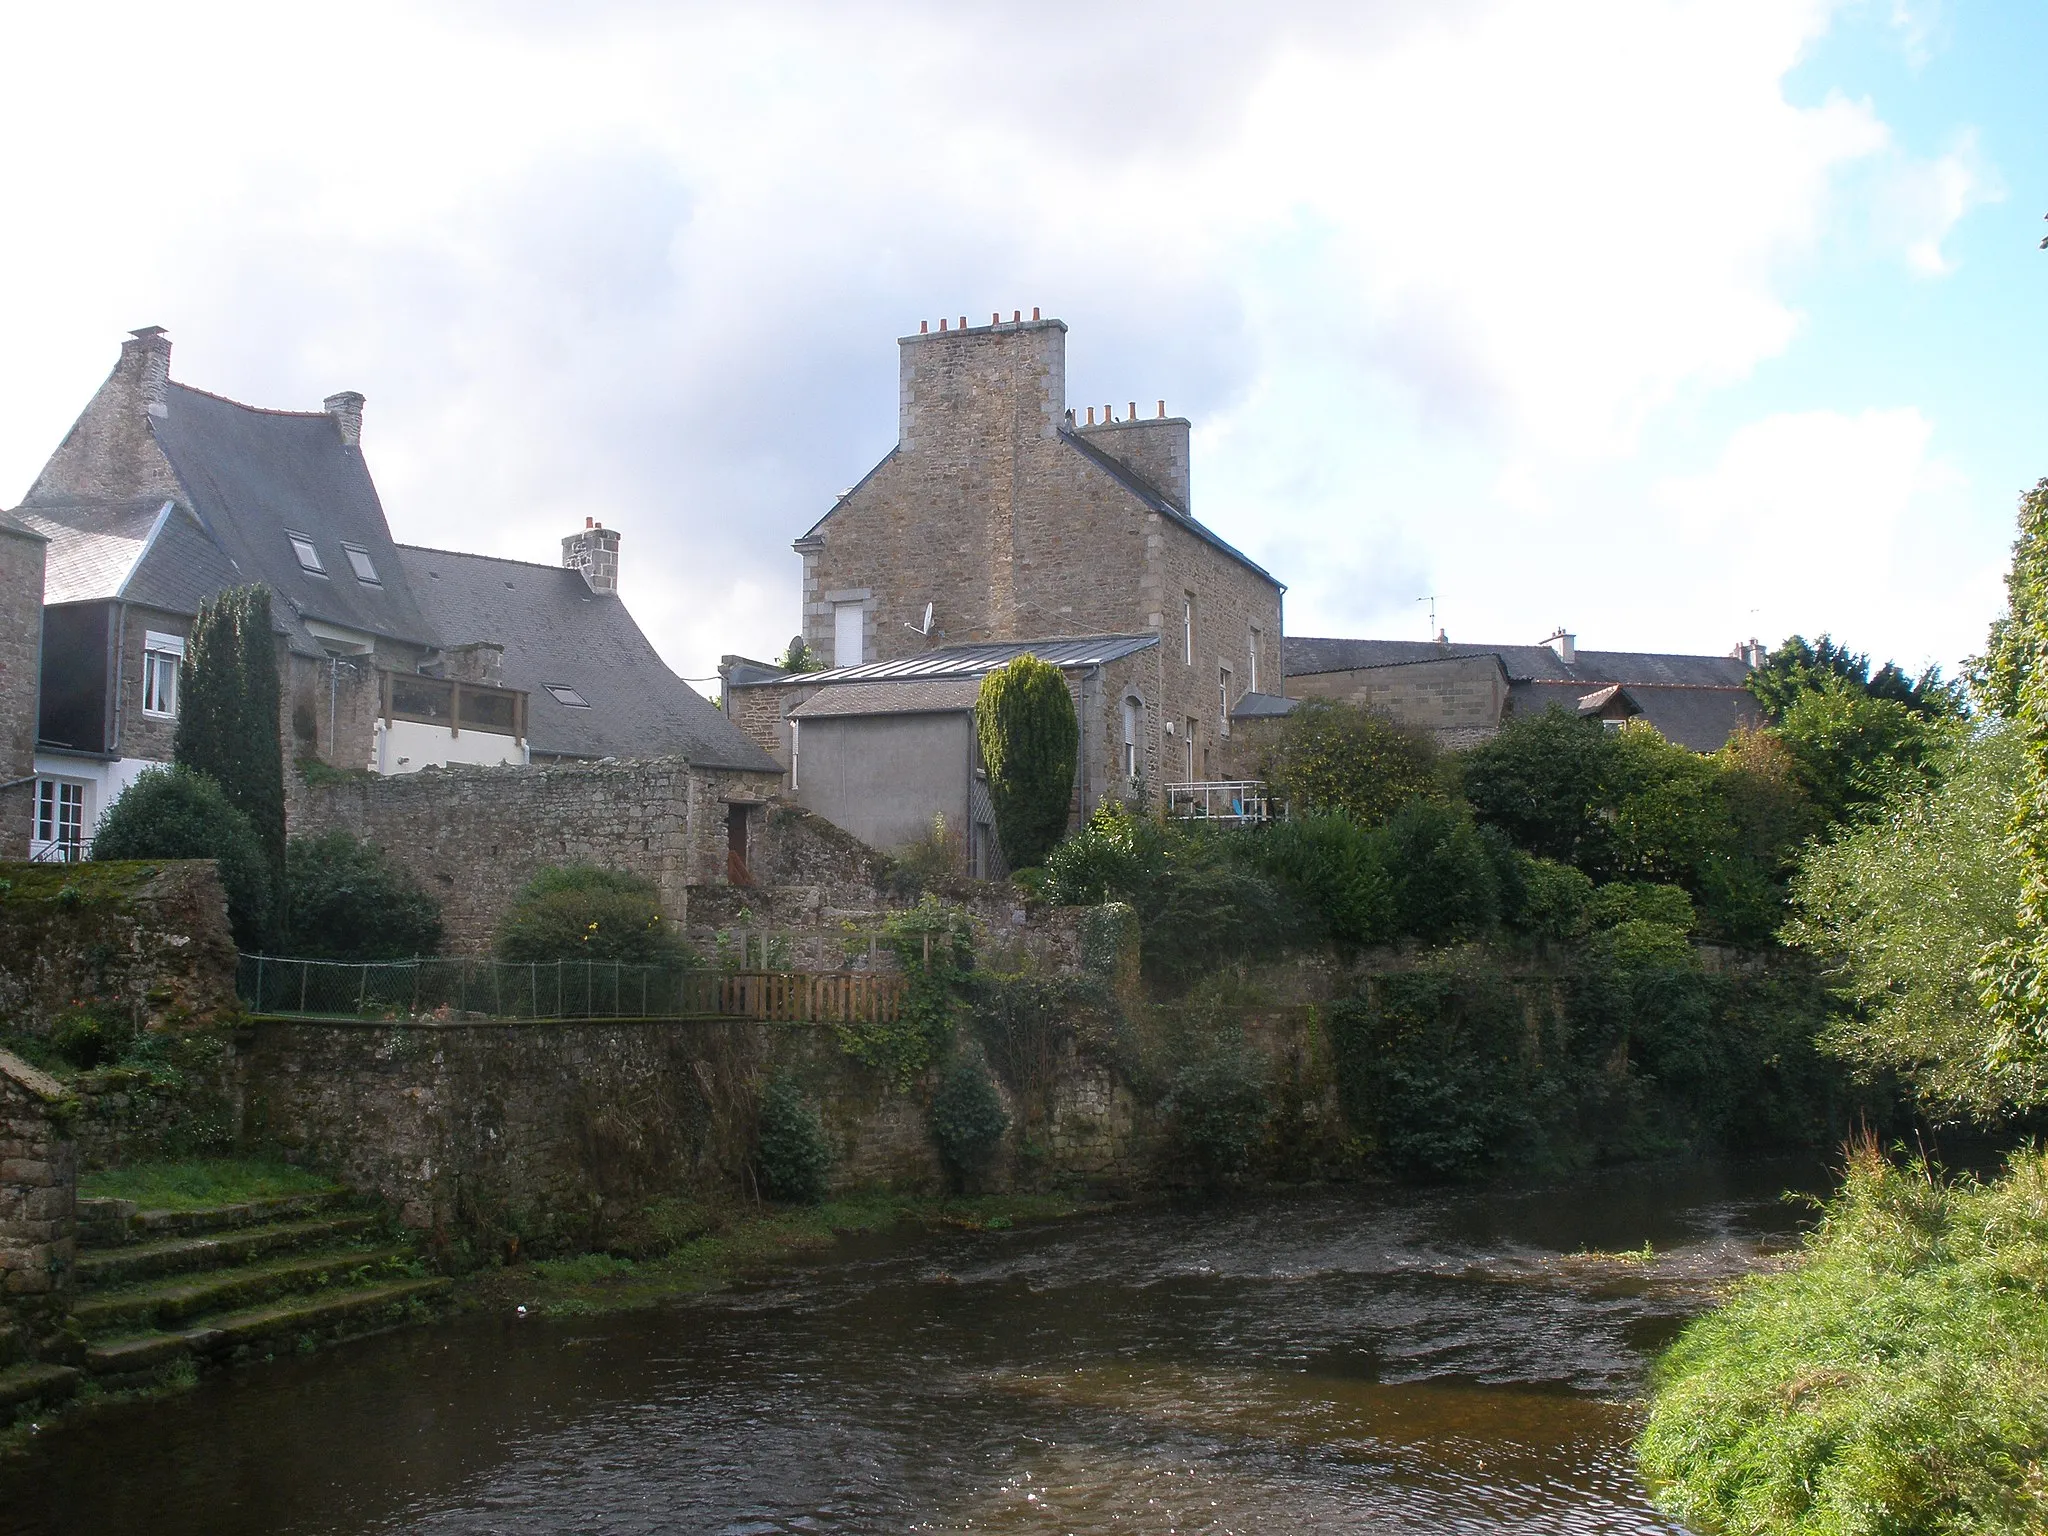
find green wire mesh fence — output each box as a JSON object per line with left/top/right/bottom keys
{"left": 237, "top": 954, "right": 905, "bottom": 1024}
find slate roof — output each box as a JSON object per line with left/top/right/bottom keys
{"left": 1229, "top": 690, "right": 1299, "bottom": 721}
{"left": 147, "top": 383, "right": 440, "bottom": 656}
{"left": 760, "top": 634, "right": 1159, "bottom": 687}
{"left": 397, "top": 546, "right": 779, "bottom": 772}
{"left": 788, "top": 679, "right": 985, "bottom": 719}
{"left": 1285, "top": 635, "right": 1753, "bottom": 689}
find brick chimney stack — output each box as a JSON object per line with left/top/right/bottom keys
{"left": 323, "top": 391, "right": 365, "bottom": 447}
{"left": 563, "top": 517, "right": 621, "bottom": 594}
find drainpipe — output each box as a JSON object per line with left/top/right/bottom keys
{"left": 1080, "top": 664, "right": 1101, "bottom": 820}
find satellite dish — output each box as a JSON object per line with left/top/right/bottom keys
{"left": 905, "top": 602, "right": 936, "bottom": 638}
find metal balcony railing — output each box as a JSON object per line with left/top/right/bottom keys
{"left": 1162, "top": 781, "right": 1286, "bottom": 827}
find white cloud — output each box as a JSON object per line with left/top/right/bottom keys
{"left": 0, "top": 0, "right": 2006, "bottom": 683}
{"left": 1874, "top": 128, "right": 2003, "bottom": 276}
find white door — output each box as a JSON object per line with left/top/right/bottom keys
{"left": 833, "top": 602, "right": 864, "bottom": 667}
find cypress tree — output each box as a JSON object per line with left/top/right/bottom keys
{"left": 174, "top": 584, "right": 287, "bottom": 917}
{"left": 974, "top": 655, "right": 1079, "bottom": 869}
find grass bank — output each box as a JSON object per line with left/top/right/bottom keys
{"left": 78, "top": 1159, "right": 341, "bottom": 1210}
{"left": 1637, "top": 1140, "right": 2048, "bottom": 1535}
{"left": 462, "top": 1190, "right": 1106, "bottom": 1316}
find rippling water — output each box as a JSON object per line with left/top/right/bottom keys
{"left": 1, "top": 1163, "right": 1817, "bottom": 1534}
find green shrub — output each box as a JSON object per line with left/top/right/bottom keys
{"left": 1163, "top": 1027, "right": 1269, "bottom": 1189}
{"left": 92, "top": 765, "right": 274, "bottom": 948}
{"left": 1638, "top": 1144, "right": 2048, "bottom": 1536}
{"left": 1259, "top": 697, "right": 1443, "bottom": 826}
{"left": 1587, "top": 881, "right": 1695, "bottom": 932}
{"left": 1239, "top": 811, "right": 1395, "bottom": 947}
{"left": 1327, "top": 960, "right": 1538, "bottom": 1179}
{"left": 754, "top": 1072, "right": 832, "bottom": 1203}
{"left": 975, "top": 654, "right": 1079, "bottom": 868}
{"left": 46, "top": 1001, "right": 133, "bottom": 1070}
{"left": 1382, "top": 800, "right": 1501, "bottom": 943}
{"left": 494, "top": 865, "right": 691, "bottom": 965}
{"left": 284, "top": 830, "right": 443, "bottom": 960}
{"left": 1507, "top": 856, "right": 1593, "bottom": 941}
{"left": 1041, "top": 801, "right": 1164, "bottom": 906}
{"left": 929, "top": 1050, "right": 1008, "bottom": 1189}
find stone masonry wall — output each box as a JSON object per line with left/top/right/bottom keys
{"left": 0, "top": 860, "right": 240, "bottom": 1038}
{"left": 0, "top": 1051, "right": 78, "bottom": 1361}
{"left": 292, "top": 757, "right": 781, "bottom": 953}
{"left": 1287, "top": 654, "right": 1511, "bottom": 745}
{"left": 0, "top": 523, "right": 45, "bottom": 860}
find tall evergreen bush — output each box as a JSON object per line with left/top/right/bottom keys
{"left": 974, "top": 655, "right": 1078, "bottom": 868}
{"left": 174, "top": 585, "right": 287, "bottom": 901}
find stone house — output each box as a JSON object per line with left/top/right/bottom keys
{"left": 0, "top": 516, "right": 48, "bottom": 858}
{"left": 723, "top": 312, "right": 1286, "bottom": 855}
{"left": 7, "top": 327, "right": 778, "bottom": 863}
{"left": 1279, "top": 632, "right": 1765, "bottom": 751}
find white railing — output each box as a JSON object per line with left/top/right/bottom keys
{"left": 28, "top": 838, "right": 91, "bottom": 864}
{"left": 1163, "top": 781, "right": 1286, "bottom": 826}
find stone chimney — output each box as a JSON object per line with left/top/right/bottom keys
{"left": 323, "top": 391, "right": 365, "bottom": 447}
{"left": 122, "top": 326, "right": 172, "bottom": 418}
{"left": 563, "top": 517, "right": 620, "bottom": 594}
{"left": 445, "top": 641, "right": 504, "bottom": 687}
{"left": 1076, "top": 405, "right": 1192, "bottom": 513}
{"left": 897, "top": 312, "right": 1067, "bottom": 456}
{"left": 1545, "top": 629, "right": 1577, "bottom": 665}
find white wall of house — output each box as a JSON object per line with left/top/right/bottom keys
{"left": 372, "top": 717, "right": 528, "bottom": 774}
{"left": 29, "top": 752, "right": 161, "bottom": 860}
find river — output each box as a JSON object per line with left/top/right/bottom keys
{"left": 2, "top": 1162, "right": 1816, "bottom": 1534}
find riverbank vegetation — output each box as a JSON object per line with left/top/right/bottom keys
{"left": 1638, "top": 1141, "right": 2048, "bottom": 1535}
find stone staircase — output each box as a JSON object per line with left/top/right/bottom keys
{"left": 61, "top": 1189, "right": 448, "bottom": 1397}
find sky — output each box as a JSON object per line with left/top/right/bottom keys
{"left": 1, "top": 0, "right": 2041, "bottom": 688}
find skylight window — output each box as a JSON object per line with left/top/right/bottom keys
{"left": 341, "top": 542, "right": 380, "bottom": 585}
{"left": 545, "top": 685, "right": 590, "bottom": 708}
{"left": 287, "top": 533, "right": 326, "bottom": 575}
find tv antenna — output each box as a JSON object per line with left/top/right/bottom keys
{"left": 1417, "top": 595, "right": 1439, "bottom": 641}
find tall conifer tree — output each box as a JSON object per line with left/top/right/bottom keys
{"left": 974, "top": 655, "right": 1078, "bottom": 869}
{"left": 174, "top": 584, "right": 287, "bottom": 913}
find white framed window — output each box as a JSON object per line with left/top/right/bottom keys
{"left": 1122, "top": 696, "right": 1142, "bottom": 780}
{"left": 1185, "top": 719, "right": 1197, "bottom": 781}
{"left": 35, "top": 779, "right": 87, "bottom": 860}
{"left": 1248, "top": 628, "right": 1261, "bottom": 694}
{"left": 1182, "top": 593, "right": 1195, "bottom": 666}
{"left": 142, "top": 630, "right": 184, "bottom": 718}
{"left": 833, "top": 601, "right": 865, "bottom": 667}
{"left": 1219, "top": 666, "right": 1233, "bottom": 737}
{"left": 287, "top": 532, "right": 326, "bottom": 575}
{"left": 341, "top": 542, "right": 380, "bottom": 585}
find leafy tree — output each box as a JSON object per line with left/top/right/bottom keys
{"left": 1237, "top": 811, "right": 1396, "bottom": 948}
{"left": 1381, "top": 800, "right": 1501, "bottom": 943}
{"left": 1748, "top": 633, "right": 1962, "bottom": 721}
{"left": 283, "top": 830, "right": 443, "bottom": 960}
{"left": 754, "top": 1072, "right": 831, "bottom": 1203}
{"left": 1461, "top": 707, "right": 1616, "bottom": 864}
{"left": 1786, "top": 724, "right": 2033, "bottom": 1117}
{"left": 974, "top": 655, "right": 1078, "bottom": 868}
{"left": 174, "top": 585, "right": 287, "bottom": 902}
{"left": 1259, "top": 698, "right": 1441, "bottom": 825}
{"left": 91, "top": 765, "right": 273, "bottom": 947}
{"left": 1976, "top": 479, "right": 2048, "bottom": 720}
{"left": 493, "top": 864, "right": 692, "bottom": 965}
{"left": 1771, "top": 680, "right": 1944, "bottom": 826}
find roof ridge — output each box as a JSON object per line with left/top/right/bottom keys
{"left": 398, "top": 542, "right": 577, "bottom": 575}
{"left": 165, "top": 379, "right": 330, "bottom": 419}
{"left": 1059, "top": 428, "right": 1282, "bottom": 589}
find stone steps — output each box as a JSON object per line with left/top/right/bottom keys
{"left": 77, "top": 1190, "right": 351, "bottom": 1246}
{"left": 74, "top": 1214, "right": 384, "bottom": 1287}
{"left": 70, "top": 1245, "right": 420, "bottom": 1336}
{"left": 0, "top": 1362, "right": 81, "bottom": 1414}
{"left": 84, "top": 1277, "right": 453, "bottom": 1385}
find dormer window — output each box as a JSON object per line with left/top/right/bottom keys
{"left": 341, "top": 543, "right": 380, "bottom": 585}
{"left": 287, "top": 532, "right": 326, "bottom": 576}
{"left": 545, "top": 685, "right": 590, "bottom": 708}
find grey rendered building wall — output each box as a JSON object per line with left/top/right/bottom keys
{"left": 794, "top": 712, "right": 972, "bottom": 854}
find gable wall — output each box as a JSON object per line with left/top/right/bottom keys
{"left": 1286, "top": 654, "right": 1511, "bottom": 744}
{"left": 0, "top": 529, "right": 44, "bottom": 857}
{"left": 22, "top": 333, "right": 182, "bottom": 508}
